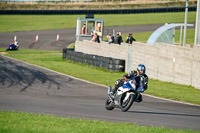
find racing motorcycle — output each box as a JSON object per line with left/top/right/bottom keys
{"left": 105, "top": 80, "right": 139, "bottom": 112}
{"left": 6, "top": 42, "right": 19, "bottom": 51}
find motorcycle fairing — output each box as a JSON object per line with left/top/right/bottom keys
{"left": 122, "top": 80, "right": 136, "bottom": 90}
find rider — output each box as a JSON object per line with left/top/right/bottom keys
{"left": 14, "top": 41, "right": 19, "bottom": 47}
{"left": 110, "top": 64, "right": 148, "bottom": 102}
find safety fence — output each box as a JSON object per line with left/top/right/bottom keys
{"left": 63, "top": 48, "right": 125, "bottom": 72}
{"left": 0, "top": 6, "right": 196, "bottom": 14}
{"left": 0, "top": 0, "right": 185, "bottom": 2}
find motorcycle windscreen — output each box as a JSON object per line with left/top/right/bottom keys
{"left": 122, "top": 81, "right": 136, "bottom": 90}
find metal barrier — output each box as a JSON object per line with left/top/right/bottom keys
{"left": 63, "top": 48, "right": 125, "bottom": 72}
{"left": 0, "top": 6, "right": 196, "bottom": 15}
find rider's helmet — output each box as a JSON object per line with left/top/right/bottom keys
{"left": 137, "top": 64, "right": 146, "bottom": 75}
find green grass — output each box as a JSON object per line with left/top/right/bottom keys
{"left": 120, "top": 32, "right": 152, "bottom": 43}
{"left": 175, "top": 28, "right": 195, "bottom": 45}
{"left": 0, "top": 12, "right": 196, "bottom": 32}
{"left": 134, "top": 28, "right": 195, "bottom": 45}
{"left": 0, "top": 0, "right": 197, "bottom": 10}
{"left": 100, "top": 12, "right": 196, "bottom": 27}
{"left": 104, "top": 28, "right": 194, "bottom": 45}
{"left": 0, "top": 111, "right": 200, "bottom": 133}
{"left": 0, "top": 12, "right": 199, "bottom": 133}
{"left": 1, "top": 48, "right": 200, "bottom": 105}
{"left": 0, "top": 15, "right": 83, "bottom": 32}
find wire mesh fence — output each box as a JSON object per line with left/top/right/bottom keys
{"left": 0, "top": 0, "right": 197, "bottom": 11}
{"left": 0, "top": 0, "right": 188, "bottom": 2}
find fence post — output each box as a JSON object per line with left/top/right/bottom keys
{"left": 127, "top": 44, "right": 132, "bottom": 73}
{"left": 112, "top": 29, "right": 115, "bottom": 36}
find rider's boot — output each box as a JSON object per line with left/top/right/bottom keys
{"left": 109, "top": 86, "right": 117, "bottom": 100}
{"left": 135, "top": 93, "right": 143, "bottom": 103}
{"left": 109, "top": 92, "right": 114, "bottom": 100}
{"left": 109, "top": 79, "right": 124, "bottom": 100}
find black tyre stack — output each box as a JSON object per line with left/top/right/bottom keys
{"left": 63, "top": 48, "right": 125, "bottom": 72}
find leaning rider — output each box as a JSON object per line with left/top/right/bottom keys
{"left": 110, "top": 64, "right": 148, "bottom": 102}
{"left": 14, "top": 41, "right": 19, "bottom": 47}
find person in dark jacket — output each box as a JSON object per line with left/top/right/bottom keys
{"left": 118, "top": 32, "right": 123, "bottom": 45}
{"left": 114, "top": 32, "right": 123, "bottom": 45}
{"left": 94, "top": 33, "right": 100, "bottom": 43}
{"left": 126, "top": 33, "right": 136, "bottom": 44}
{"left": 91, "top": 32, "right": 100, "bottom": 43}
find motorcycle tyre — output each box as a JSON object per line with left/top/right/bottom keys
{"left": 105, "top": 98, "right": 115, "bottom": 111}
{"left": 120, "top": 94, "right": 135, "bottom": 112}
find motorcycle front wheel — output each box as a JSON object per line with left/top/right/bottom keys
{"left": 105, "top": 98, "right": 115, "bottom": 111}
{"left": 120, "top": 93, "right": 135, "bottom": 112}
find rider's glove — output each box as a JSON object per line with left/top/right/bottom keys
{"left": 133, "top": 70, "right": 138, "bottom": 76}
{"left": 123, "top": 76, "right": 128, "bottom": 81}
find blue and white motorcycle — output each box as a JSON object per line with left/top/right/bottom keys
{"left": 6, "top": 42, "right": 19, "bottom": 51}
{"left": 105, "top": 80, "right": 139, "bottom": 112}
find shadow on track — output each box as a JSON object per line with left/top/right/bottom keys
{"left": 0, "top": 56, "right": 63, "bottom": 92}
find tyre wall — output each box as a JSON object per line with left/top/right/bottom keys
{"left": 63, "top": 48, "right": 125, "bottom": 72}
{"left": 75, "top": 40, "right": 200, "bottom": 89}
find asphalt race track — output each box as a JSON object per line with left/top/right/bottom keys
{"left": 0, "top": 24, "right": 163, "bottom": 50}
{"left": 0, "top": 55, "right": 200, "bottom": 131}
{"left": 0, "top": 25, "right": 200, "bottom": 131}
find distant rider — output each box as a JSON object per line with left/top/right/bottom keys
{"left": 14, "top": 41, "right": 19, "bottom": 47}
{"left": 6, "top": 41, "right": 19, "bottom": 51}
{"left": 110, "top": 64, "right": 148, "bottom": 102}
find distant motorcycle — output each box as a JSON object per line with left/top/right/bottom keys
{"left": 6, "top": 42, "right": 19, "bottom": 51}
{"left": 105, "top": 80, "right": 139, "bottom": 112}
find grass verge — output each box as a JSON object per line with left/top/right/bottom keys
{"left": 0, "top": 111, "right": 200, "bottom": 133}
{"left": 0, "top": 12, "right": 196, "bottom": 32}
{"left": 1, "top": 48, "right": 200, "bottom": 105}
{"left": 0, "top": 1, "right": 197, "bottom": 10}
{"left": 103, "top": 28, "right": 195, "bottom": 45}
{"left": 0, "top": 12, "right": 199, "bottom": 133}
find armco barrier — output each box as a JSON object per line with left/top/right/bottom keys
{"left": 0, "top": 6, "right": 196, "bottom": 15}
{"left": 63, "top": 48, "right": 125, "bottom": 72}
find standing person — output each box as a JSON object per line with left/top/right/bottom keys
{"left": 81, "top": 24, "right": 86, "bottom": 35}
{"left": 91, "top": 33, "right": 100, "bottom": 43}
{"left": 94, "top": 33, "right": 100, "bottom": 43}
{"left": 113, "top": 32, "right": 120, "bottom": 44}
{"left": 114, "top": 32, "right": 123, "bottom": 45}
{"left": 91, "top": 32, "right": 95, "bottom": 42}
{"left": 126, "top": 33, "right": 136, "bottom": 44}
{"left": 91, "top": 31, "right": 95, "bottom": 42}
{"left": 110, "top": 64, "right": 148, "bottom": 103}
{"left": 106, "top": 35, "right": 113, "bottom": 44}
{"left": 118, "top": 32, "right": 123, "bottom": 45}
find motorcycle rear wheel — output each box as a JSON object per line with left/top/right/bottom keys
{"left": 105, "top": 98, "right": 115, "bottom": 111}
{"left": 120, "top": 94, "right": 135, "bottom": 112}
